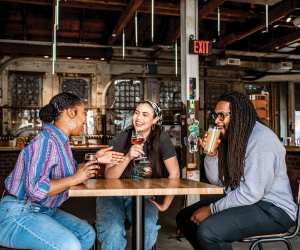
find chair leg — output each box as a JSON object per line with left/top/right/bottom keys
{"left": 249, "top": 241, "right": 263, "bottom": 250}
{"left": 151, "top": 243, "right": 156, "bottom": 250}
{"left": 283, "top": 239, "right": 293, "bottom": 250}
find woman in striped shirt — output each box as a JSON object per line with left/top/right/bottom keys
{"left": 0, "top": 92, "right": 124, "bottom": 250}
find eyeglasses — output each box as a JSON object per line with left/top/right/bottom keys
{"left": 210, "top": 112, "right": 231, "bottom": 121}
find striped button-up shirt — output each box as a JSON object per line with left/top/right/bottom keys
{"left": 5, "top": 123, "right": 77, "bottom": 208}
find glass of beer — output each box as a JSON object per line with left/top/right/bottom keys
{"left": 203, "top": 127, "right": 221, "bottom": 154}
{"left": 84, "top": 153, "right": 99, "bottom": 178}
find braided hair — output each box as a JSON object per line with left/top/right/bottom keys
{"left": 39, "top": 92, "right": 83, "bottom": 123}
{"left": 216, "top": 92, "right": 258, "bottom": 189}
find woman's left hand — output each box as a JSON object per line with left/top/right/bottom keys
{"left": 96, "top": 147, "right": 125, "bottom": 164}
{"left": 149, "top": 197, "right": 170, "bottom": 212}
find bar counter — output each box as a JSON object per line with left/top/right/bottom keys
{"left": 286, "top": 146, "right": 300, "bottom": 153}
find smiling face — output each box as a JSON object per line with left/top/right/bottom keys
{"left": 132, "top": 103, "right": 158, "bottom": 135}
{"left": 214, "top": 101, "right": 231, "bottom": 136}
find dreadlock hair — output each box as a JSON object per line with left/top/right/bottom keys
{"left": 217, "top": 91, "right": 258, "bottom": 189}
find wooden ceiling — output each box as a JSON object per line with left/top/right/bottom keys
{"left": 0, "top": 0, "right": 299, "bottom": 60}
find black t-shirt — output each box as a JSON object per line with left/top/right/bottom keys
{"left": 111, "top": 129, "right": 177, "bottom": 178}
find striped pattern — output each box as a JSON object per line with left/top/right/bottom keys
{"left": 5, "top": 124, "right": 76, "bottom": 208}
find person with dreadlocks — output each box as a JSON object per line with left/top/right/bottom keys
{"left": 176, "top": 91, "right": 297, "bottom": 250}
{"left": 95, "top": 100, "right": 180, "bottom": 250}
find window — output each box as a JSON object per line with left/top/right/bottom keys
{"left": 106, "top": 79, "right": 144, "bottom": 135}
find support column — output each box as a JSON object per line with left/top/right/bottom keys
{"left": 288, "top": 82, "right": 295, "bottom": 143}
{"left": 180, "top": 0, "right": 200, "bottom": 205}
{"left": 180, "top": 0, "right": 199, "bottom": 103}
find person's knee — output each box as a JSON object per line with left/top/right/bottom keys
{"left": 96, "top": 221, "right": 125, "bottom": 240}
{"left": 55, "top": 235, "right": 82, "bottom": 250}
{"left": 196, "top": 223, "right": 216, "bottom": 244}
{"left": 84, "top": 224, "right": 96, "bottom": 247}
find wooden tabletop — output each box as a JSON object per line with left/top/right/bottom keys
{"left": 69, "top": 178, "right": 224, "bottom": 197}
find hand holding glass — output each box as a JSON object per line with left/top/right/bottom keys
{"left": 203, "top": 127, "right": 221, "bottom": 155}
{"left": 131, "top": 130, "right": 146, "bottom": 160}
{"left": 84, "top": 153, "right": 100, "bottom": 178}
{"left": 131, "top": 130, "right": 152, "bottom": 178}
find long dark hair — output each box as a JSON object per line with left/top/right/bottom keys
{"left": 123, "top": 101, "right": 164, "bottom": 177}
{"left": 39, "top": 92, "right": 83, "bottom": 123}
{"left": 217, "top": 92, "right": 257, "bottom": 189}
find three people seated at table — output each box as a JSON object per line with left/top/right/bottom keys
{"left": 0, "top": 92, "right": 124, "bottom": 250}
{"left": 95, "top": 100, "right": 180, "bottom": 250}
{"left": 176, "top": 91, "right": 297, "bottom": 250}
{"left": 0, "top": 91, "right": 297, "bottom": 250}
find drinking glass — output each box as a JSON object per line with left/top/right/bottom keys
{"left": 84, "top": 153, "right": 100, "bottom": 178}
{"left": 131, "top": 130, "right": 146, "bottom": 160}
{"left": 131, "top": 130, "right": 152, "bottom": 179}
{"left": 203, "top": 127, "right": 221, "bottom": 154}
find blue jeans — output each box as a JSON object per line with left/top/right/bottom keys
{"left": 96, "top": 196, "right": 160, "bottom": 250}
{"left": 0, "top": 195, "right": 96, "bottom": 250}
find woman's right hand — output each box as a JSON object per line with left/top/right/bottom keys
{"left": 73, "top": 161, "right": 100, "bottom": 184}
{"left": 127, "top": 144, "right": 144, "bottom": 161}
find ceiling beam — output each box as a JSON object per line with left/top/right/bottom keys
{"left": 171, "top": 0, "right": 225, "bottom": 43}
{"left": 139, "top": 1, "right": 179, "bottom": 16}
{"left": 199, "top": 0, "right": 226, "bottom": 19}
{"left": 0, "top": 41, "right": 113, "bottom": 59}
{"left": 0, "top": 0, "right": 180, "bottom": 15}
{"left": 229, "top": 0, "right": 283, "bottom": 6}
{"left": 216, "top": 0, "right": 294, "bottom": 48}
{"left": 205, "top": 14, "right": 246, "bottom": 22}
{"left": 216, "top": 8, "right": 256, "bottom": 19}
{"left": 108, "top": 0, "right": 144, "bottom": 45}
{"left": 258, "top": 30, "right": 300, "bottom": 51}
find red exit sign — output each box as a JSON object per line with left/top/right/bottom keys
{"left": 189, "top": 39, "right": 211, "bottom": 55}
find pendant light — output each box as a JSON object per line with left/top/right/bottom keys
{"left": 217, "top": 7, "right": 220, "bottom": 36}
{"left": 52, "top": 0, "right": 60, "bottom": 75}
{"left": 122, "top": 29, "right": 125, "bottom": 60}
{"left": 151, "top": 0, "right": 154, "bottom": 42}
{"left": 135, "top": 11, "right": 138, "bottom": 46}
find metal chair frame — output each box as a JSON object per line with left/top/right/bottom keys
{"left": 241, "top": 181, "right": 300, "bottom": 250}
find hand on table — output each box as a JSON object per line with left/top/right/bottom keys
{"left": 190, "top": 206, "right": 211, "bottom": 224}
